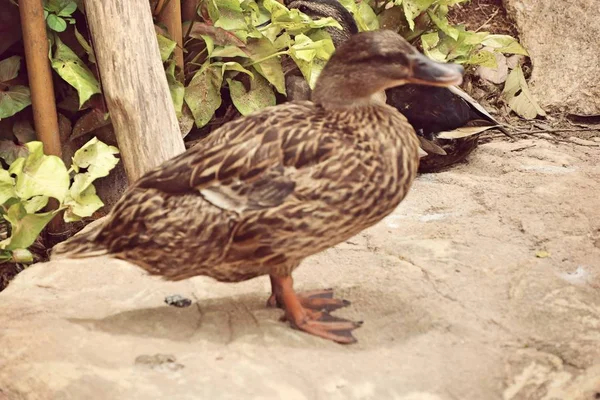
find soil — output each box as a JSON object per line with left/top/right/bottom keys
{"left": 448, "top": 0, "right": 519, "bottom": 38}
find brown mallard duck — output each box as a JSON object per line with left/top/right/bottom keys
{"left": 286, "top": 0, "right": 510, "bottom": 172}
{"left": 53, "top": 31, "right": 463, "bottom": 343}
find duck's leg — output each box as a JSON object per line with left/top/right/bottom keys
{"left": 267, "top": 275, "right": 351, "bottom": 312}
{"left": 269, "top": 275, "right": 361, "bottom": 344}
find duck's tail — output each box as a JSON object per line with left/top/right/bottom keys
{"left": 51, "top": 223, "right": 109, "bottom": 260}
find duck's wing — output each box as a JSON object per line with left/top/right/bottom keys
{"left": 446, "top": 85, "right": 512, "bottom": 137}
{"left": 133, "top": 102, "right": 334, "bottom": 213}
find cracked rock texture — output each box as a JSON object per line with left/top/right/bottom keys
{"left": 504, "top": 0, "right": 600, "bottom": 115}
{"left": 1, "top": 138, "right": 599, "bottom": 400}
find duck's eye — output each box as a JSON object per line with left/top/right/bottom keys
{"left": 298, "top": 5, "right": 309, "bottom": 13}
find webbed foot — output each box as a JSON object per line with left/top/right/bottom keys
{"left": 268, "top": 275, "right": 361, "bottom": 344}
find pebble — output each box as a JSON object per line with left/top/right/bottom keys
{"left": 164, "top": 294, "right": 192, "bottom": 308}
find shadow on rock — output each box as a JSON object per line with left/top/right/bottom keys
{"left": 67, "top": 286, "right": 439, "bottom": 350}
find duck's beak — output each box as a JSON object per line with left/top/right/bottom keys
{"left": 407, "top": 52, "right": 464, "bottom": 87}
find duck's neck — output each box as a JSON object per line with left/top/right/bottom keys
{"left": 312, "top": 88, "right": 388, "bottom": 110}
{"left": 311, "top": 68, "right": 391, "bottom": 109}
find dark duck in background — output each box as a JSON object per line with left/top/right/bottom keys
{"left": 285, "top": 0, "right": 510, "bottom": 172}
{"left": 53, "top": 31, "right": 464, "bottom": 344}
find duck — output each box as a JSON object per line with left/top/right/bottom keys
{"left": 52, "top": 30, "right": 464, "bottom": 344}
{"left": 285, "top": 0, "right": 510, "bottom": 172}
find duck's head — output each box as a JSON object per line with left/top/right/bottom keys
{"left": 285, "top": 0, "right": 358, "bottom": 46}
{"left": 312, "top": 30, "right": 464, "bottom": 109}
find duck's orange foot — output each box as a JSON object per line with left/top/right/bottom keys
{"left": 268, "top": 275, "right": 361, "bottom": 344}
{"left": 285, "top": 308, "right": 362, "bottom": 344}
{"left": 267, "top": 288, "right": 351, "bottom": 312}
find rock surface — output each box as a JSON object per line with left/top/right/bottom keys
{"left": 1, "top": 138, "right": 600, "bottom": 400}
{"left": 504, "top": 0, "right": 600, "bottom": 115}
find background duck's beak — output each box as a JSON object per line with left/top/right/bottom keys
{"left": 408, "top": 53, "right": 464, "bottom": 87}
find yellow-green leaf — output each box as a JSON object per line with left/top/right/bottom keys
{"left": 166, "top": 61, "right": 184, "bottom": 117}
{"left": 0, "top": 203, "right": 58, "bottom": 250}
{"left": 63, "top": 176, "right": 104, "bottom": 222}
{"left": 9, "top": 141, "right": 70, "bottom": 202}
{"left": 227, "top": 72, "right": 275, "bottom": 116}
{"left": 402, "top": 0, "right": 436, "bottom": 30}
{"left": 0, "top": 55, "right": 21, "bottom": 83}
{"left": 0, "top": 85, "right": 31, "bottom": 119}
{"left": 502, "top": 65, "right": 546, "bottom": 119}
{"left": 482, "top": 34, "right": 528, "bottom": 56}
{"left": 157, "top": 34, "right": 177, "bottom": 62}
{"left": 0, "top": 169, "right": 16, "bottom": 205}
{"left": 74, "top": 27, "right": 96, "bottom": 64}
{"left": 51, "top": 37, "right": 100, "bottom": 108}
{"left": 184, "top": 64, "right": 223, "bottom": 128}
{"left": 71, "top": 137, "right": 120, "bottom": 180}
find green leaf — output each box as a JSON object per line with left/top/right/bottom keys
{"left": 57, "top": 1, "right": 77, "bottom": 16}
{"left": 0, "top": 55, "right": 21, "bottom": 83}
{"left": 63, "top": 175, "right": 104, "bottom": 222}
{"left": 63, "top": 138, "right": 119, "bottom": 221}
{"left": 0, "top": 203, "right": 58, "bottom": 250}
{"left": 402, "top": 0, "right": 436, "bottom": 30}
{"left": 74, "top": 27, "right": 96, "bottom": 63}
{"left": 157, "top": 34, "right": 177, "bottom": 62}
{"left": 0, "top": 85, "right": 31, "bottom": 118}
{"left": 0, "top": 169, "right": 16, "bottom": 205}
{"left": 421, "top": 27, "right": 491, "bottom": 64}
{"left": 482, "top": 34, "right": 529, "bottom": 56}
{"left": 356, "top": 1, "right": 379, "bottom": 31}
{"left": 214, "top": 8, "right": 248, "bottom": 31}
{"left": 11, "top": 248, "right": 33, "bottom": 263}
{"left": 9, "top": 141, "right": 70, "bottom": 202}
{"left": 502, "top": 65, "right": 546, "bottom": 119}
{"left": 221, "top": 61, "right": 254, "bottom": 78}
{"left": 246, "top": 38, "right": 286, "bottom": 94}
{"left": 427, "top": 9, "right": 459, "bottom": 40}
{"left": 166, "top": 61, "right": 184, "bottom": 117}
{"left": 263, "top": 1, "right": 341, "bottom": 41}
{"left": 71, "top": 137, "right": 120, "bottom": 179}
{"left": 289, "top": 34, "right": 335, "bottom": 87}
{"left": 47, "top": 14, "right": 67, "bottom": 32}
{"left": 210, "top": 45, "right": 250, "bottom": 58}
{"left": 227, "top": 72, "right": 276, "bottom": 116}
{"left": 467, "top": 49, "right": 497, "bottom": 67}
{"left": 51, "top": 37, "right": 101, "bottom": 108}
{"left": 24, "top": 196, "right": 49, "bottom": 213}
{"left": 290, "top": 34, "right": 334, "bottom": 62}
{"left": 184, "top": 64, "right": 223, "bottom": 128}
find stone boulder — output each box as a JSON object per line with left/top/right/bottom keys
{"left": 504, "top": 0, "right": 600, "bottom": 115}
{"left": 0, "top": 139, "right": 599, "bottom": 399}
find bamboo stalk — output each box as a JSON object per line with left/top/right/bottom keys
{"left": 19, "top": 0, "right": 62, "bottom": 158}
{"left": 19, "top": 0, "right": 64, "bottom": 236}
{"left": 157, "top": 0, "right": 184, "bottom": 79}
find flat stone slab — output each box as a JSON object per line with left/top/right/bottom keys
{"left": 504, "top": 0, "right": 600, "bottom": 115}
{"left": 1, "top": 139, "right": 599, "bottom": 400}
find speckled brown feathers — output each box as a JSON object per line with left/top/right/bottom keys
{"left": 52, "top": 30, "right": 465, "bottom": 343}
{"left": 53, "top": 101, "right": 420, "bottom": 282}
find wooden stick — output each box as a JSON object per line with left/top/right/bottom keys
{"left": 19, "top": 0, "right": 64, "bottom": 236}
{"left": 157, "top": 0, "right": 184, "bottom": 79}
{"left": 84, "top": 0, "right": 186, "bottom": 182}
{"left": 19, "top": 0, "right": 62, "bottom": 158}
{"left": 507, "top": 127, "right": 599, "bottom": 136}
